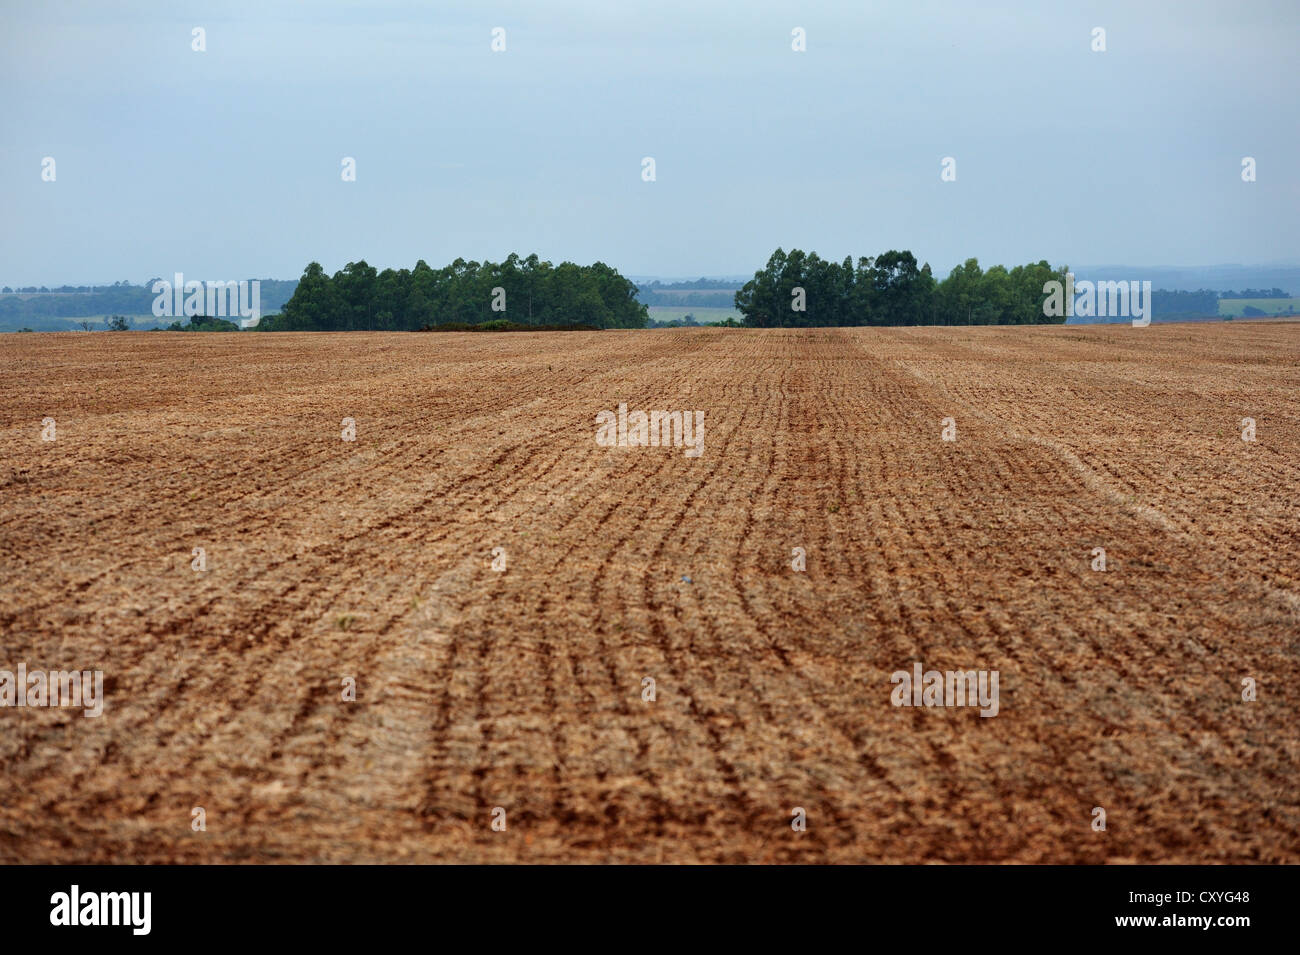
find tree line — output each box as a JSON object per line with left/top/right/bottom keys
{"left": 262, "top": 254, "right": 648, "bottom": 331}
{"left": 1221, "top": 288, "right": 1290, "bottom": 299}
{"left": 637, "top": 288, "right": 738, "bottom": 307}
{"left": 640, "top": 278, "right": 738, "bottom": 290}
{"left": 637, "top": 278, "right": 741, "bottom": 308}
{"left": 0, "top": 280, "right": 295, "bottom": 327}
{"left": 734, "top": 249, "right": 1070, "bottom": 326}
{"left": 1146, "top": 289, "right": 1218, "bottom": 320}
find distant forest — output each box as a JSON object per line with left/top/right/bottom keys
{"left": 262, "top": 255, "right": 648, "bottom": 331}
{"left": 637, "top": 278, "right": 740, "bottom": 308}
{"left": 735, "top": 249, "right": 1069, "bottom": 326}
{"left": 0, "top": 280, "right": 296, "bottom": 329}
{"left": 1220, "top": 288, "right": 1290, "bottom": 298}
{"left": 730, "top": 251, "right": 1295, "bottom": 326}
{"left": 1, "top": 263, "right": 1293, "bottom": 331}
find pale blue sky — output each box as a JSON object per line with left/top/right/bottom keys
{"left": 2, "top": 0, "right": 1297, "bottom": 285}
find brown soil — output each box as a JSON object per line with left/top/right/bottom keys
{"left": 1, "top": 324, "right": 1297, "bottom": 863}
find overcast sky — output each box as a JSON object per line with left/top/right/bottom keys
{"left": 2, "top": 0, "right": 1297, "bottom": 285}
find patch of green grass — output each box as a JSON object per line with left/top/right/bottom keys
{"left": 647, "top": 306, "right": 743, "bottom": 324}
{"left": 1218, "top": 298, "right": 1300, "bottom": 317}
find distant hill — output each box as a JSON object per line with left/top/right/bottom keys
{"left": 9, "top": 266, "right": 1300, "bottom": 330}
{"left": 0, "top": 280, "right": 298, "bottom": 331}
{"left": 1071, "top": 265, "right": 1300, "bottom": 294}
{"left": 634, "top": 278, "right": 743, "bottom": 310}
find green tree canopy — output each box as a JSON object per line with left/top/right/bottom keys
{"left": 735, "top": 249, "right": 1068, "bottom": 327}
{"left": 268, "top": 255, "right": 648, "bottom": 331}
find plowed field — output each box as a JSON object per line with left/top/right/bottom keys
{"left": 2, "top": 324, "right": 1298, "bottom": 863}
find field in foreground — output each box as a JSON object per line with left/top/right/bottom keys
{"left": 1, "top": 324, "right": 1297, "bottom": 864}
